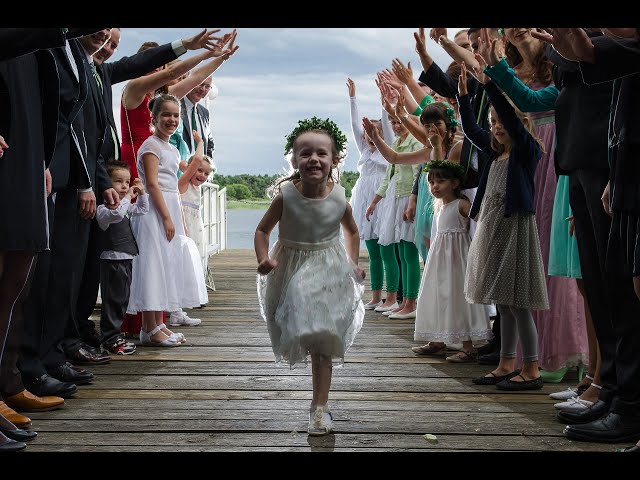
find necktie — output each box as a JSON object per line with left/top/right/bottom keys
{"left": 90, "top": 62, "right": 103, "bottom": 94}
{"left": 191, "top": 105, "right": 198, "bottom": 144}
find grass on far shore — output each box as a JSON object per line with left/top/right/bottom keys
{"left": 227, "top": 198, "right": 272, "bottom": 209}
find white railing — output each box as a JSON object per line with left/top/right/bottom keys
{"left": 201, "top": 182, "right": 227, "bottom": 290}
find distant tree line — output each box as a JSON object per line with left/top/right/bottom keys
{"left": 214, "top": 171, "right": 360, "bottom": 200}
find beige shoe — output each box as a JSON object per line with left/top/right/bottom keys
{"left": 308, "top": 404, "right": 333, "bottom": 436}
{"left": 0, "top": 401, "right": 32, "bottom": 427}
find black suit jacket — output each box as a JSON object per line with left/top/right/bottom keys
{"left": 46, "top": 40, "right": 92, "bottom": 192}
{"left": 180, "top": 98, "right": 214, "bottom": 158}
{"left": 418, "top": 61, "right": 491, "bottom": 189}
{"left": 97, "top": 42, "right": 178, "bottom": 163}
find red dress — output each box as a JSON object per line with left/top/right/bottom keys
{"left": 119, "top": 95, "right": 166, "bottom": 335}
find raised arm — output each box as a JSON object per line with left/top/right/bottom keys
{"left": 485, "top": 58, "right": 560, "bottom": 112}
{"left": 578, "top": 34, "right": 640, "bottom": 83}
{"left": 482, "top": 80, "right": 541, "bottom": 163}
{"left": 438, "top": 35, "right": 479, "bottom": 70}
{"left": 363, "top": 118, "right": 429, "bottom": 165}
{"left": 347, "top": 78, "right": 366, "bottom": 154}
{"left": 457, "top": 62, "right": 492, "bottom": 154}
{"left": 414, "top": 28, "right": 458, "bottom": 98}
{"left": 122, "top": 48, "right": 214, "bottom": 110}
{"left": 178, "top": 130, "right": 204, "bottom": 194}
{"left": 169, "top": 30, "right": 239, "bottom": 99}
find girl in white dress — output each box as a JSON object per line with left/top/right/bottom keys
{"left": 255, "top": 117, "right": 365, "bottom": 436}
{"left": 413, "top": 160, "right": 492, "bottom": 361}
{"left": 178, "top": 130, "right": 214, "bottom": 276}
{"left": 127, "top": 94, "right": 208, "bottom": 346}
{"left": 346, "top": 78, "right": 394, "bottom": 310}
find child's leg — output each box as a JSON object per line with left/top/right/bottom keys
{"left": 396, "top": 240, "right": 420, "bottom": 314}
{"left": 310, "top": 353, "right": 333, "bottom": 408}
{"left": 365, "top": 239, "right": 383, "bottom": 305}
{"left": 479, "top": 304, "right": 517, "bottom": 378}
{"left": 508, "top": 305, "right": 540, "bottom": 381}
{"left": 379, "top": 244, "right": 399, "bottom": 307}
{"left": 99, "top": 259, "right": 130, "bottom": 346}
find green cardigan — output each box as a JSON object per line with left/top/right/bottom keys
{"left": 376, "top": 133, "right": 423, "bottom": 198}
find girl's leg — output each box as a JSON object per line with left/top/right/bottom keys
{"left": 379, "top": 244, "right": 399, "bottom": 307}
{"left": 509, "top": 305, "right": 540, "bottom": 382}
{"left": 142, "top": 311, "right": 172, "bottom": 342}
{"left": 310, "top": 353, "right": 333, "bottom": 408}
{"left": 575, "top": 278, "right": 602, "bottom": 402}
{"left": 365, "top": 239, "right": 383, "bottom": 305}
{"left": 0, "top": 251, "right": 35, "bottom": 444}
{"left": 481, "top": 304, "right": 517, "bottom": 378}
{"left": 395, "top": 240, "right": 420, "bottom": 314}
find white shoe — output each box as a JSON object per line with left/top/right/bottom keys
{"left": 388, "top": 311, "right": 416, "bottom": 319}
{"left": 554, "top": 397, "right": 594, "bottom": 411}
{"left": 549, "top": 387, "right": 578, "bottom": 400}
{"left": 374, "top": 302, "right": 399, "bottom": 312}
{"left": 308, "top": 405, "right": 333, "bottom": 436}
{"left": 382, "top": 310, "right": 399, "bottom": 316}
{"left": 169, "top": 311, "right": 202, "bottom": 326}
{"left": 364, "top": 301, "right": 383, "bottom": 310}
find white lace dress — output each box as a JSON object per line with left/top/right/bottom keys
{"left": 181, "top": 182, "right": 207, "bottom": 273}
{"left": 414, "top": 199, "right": 492, "bottom": 343}
{"left": 257, "top": 182, "right": 365, "bottom": 368}
{"left": 127, "top": 135, "right": 208, "bottom": 313}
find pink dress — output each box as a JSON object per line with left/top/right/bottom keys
{"left": 520, "top": 80, "right": 588, "bottom": 371}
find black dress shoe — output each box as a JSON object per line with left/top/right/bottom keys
{"left": 66, "top": 346, "right": 111, "bottom": 365}
{"left": 48, "top": 362, "right": 94, "bottom": 385}
{"left": 0, "top": 438, "right": 27, "bottom": 452}
{"left": 564, "top": 412, "right": 640, "bottom": 443}
{"left": 478, "top": 350, "right": 501, "bottom": 365}
{"left": 23, "top": 374, "right": 77, "bottom": 399}
{"left": 557, "top": 399, "right": 609, "bottom": 424}
{"left": 0, "top": 427, "right": 37, "bottom": 441}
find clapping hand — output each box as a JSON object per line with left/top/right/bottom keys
{"left": 414, "top": 28, "right": 428, "bottom": 58}
{"left": 477, "top": 28, "right": 502, "bottom": 67}
{"left": 193, "top": 129, "right": 203, "bottom": 145}
{"left": 182, "top": 28, "right": 223, "bottom": 51}
{"left": 347, "top": 78, "right": 356, "bottom": 97}
{"left": 391, "top": 58, "right": 413, "bottom": 85}
{"left": 362, "top": 117, "right": 381, "bottom": 143}
{"left": 458, "top": 62, "right": 469, "bottom": 96}
{"left": 472, "top": 54, "right": 490, "bottom": 84}
{"left": 531, "top": 28, "right": 595, "bottom": 62}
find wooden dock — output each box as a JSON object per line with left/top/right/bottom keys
{"left": 24, "top": 249, "right": 626, "bottom": 452}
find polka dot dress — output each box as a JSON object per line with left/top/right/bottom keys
{"left": 465, "top": 159, "right": 549, "bottom": 310}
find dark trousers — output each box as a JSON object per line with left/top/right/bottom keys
{"left": 19, "top": 187, "right": 90, "bottom": 377}
{"left": 99, "top": 259, "right": 132, "bottom": 345}
{"left": 0, "top": 255, "right": 38, "bottom": 398}
{"left": 72, "top": 218, "right": 102, "bottom": 340}
{"left": 568, "top": 169, "right": 640, "bottom": 414}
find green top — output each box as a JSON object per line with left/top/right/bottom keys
{"left": 376, "top": 133, "right": 423, "bottom": 198}
{"left": 411, "top": 94, "right": 435, "bottom": 116}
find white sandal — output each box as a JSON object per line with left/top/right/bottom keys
{"left": 140, "top": 324, "right": 180, "bottom": 347}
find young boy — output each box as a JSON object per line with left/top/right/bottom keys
{"left": 96, "top": 162, "right": 149, "bottom": 355}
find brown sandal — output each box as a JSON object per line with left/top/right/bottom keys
{"left": 411, "top": 343, "right": 447, "bottom": 356}
{"left": 445, "top": 349, "right": 477, "bottom": 363}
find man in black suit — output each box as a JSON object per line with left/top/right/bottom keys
{"left": 18, "top": 29, "right": 118, "bottom": 398}
{"left": 181, "top": 75, "right": 215, "bottom": 157}
{"left": 71, "top": 28, "right": 222, "bottom": 354}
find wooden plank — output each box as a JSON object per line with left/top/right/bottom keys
{"left": 28, "top": 249, "right": 600, "bottom": 452}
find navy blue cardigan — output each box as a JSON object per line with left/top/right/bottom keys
{"left": 458, "top": 81, "right": 542, "bottom": 219}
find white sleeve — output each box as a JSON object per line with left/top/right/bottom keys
{"left": 349, "top": 96, "right": 365, "bottom": 154}
{"left": 381, "top": 107, "right": 395, "bottom": 145}
{"left": 129, "top": 193, "right": 149, "bottom": 216}
{"left": 96, "top": 198, "right": 131, "bottom": 230}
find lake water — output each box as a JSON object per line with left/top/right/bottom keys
{"left": 227, "top": 209, "right": 278, "bottom": 249}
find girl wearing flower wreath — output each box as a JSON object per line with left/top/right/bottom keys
{"left": 254, "top": 117, "right": 366, "bottom": 436}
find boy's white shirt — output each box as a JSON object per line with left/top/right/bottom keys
{"left": 96, "top": 194, "right": 149, "bottom": 260}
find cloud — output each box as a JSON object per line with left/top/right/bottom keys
{"left": 109, "top": 28, "right": 468, "bottom": 175}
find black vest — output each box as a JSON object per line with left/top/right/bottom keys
{"left": 99, "top": 216, "right": 139, "bottom": 256}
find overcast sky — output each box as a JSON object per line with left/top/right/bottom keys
{"left": 109, "top": 28, "right": 466, "bottom": 176}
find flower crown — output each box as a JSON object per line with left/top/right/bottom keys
{"left": 444, "top": 105, "right": 459, "bottom": 128}
{"left": 423, "top": 159, "right": 466, "bottom": 181}
{"left": 284, "top": 117, "right": 347, "bottom": 156}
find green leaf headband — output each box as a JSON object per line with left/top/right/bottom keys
{"left": 423, "top": 159, "right": 466, "bottom": 182}
{"left": 284, "top": 116, "right": 347, "bottom": 156}
{"left": 444, "top": 104, "right": 459, "bottom": 128}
